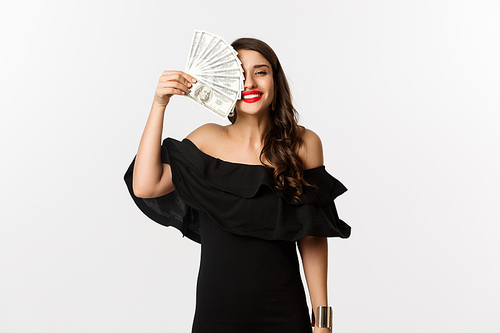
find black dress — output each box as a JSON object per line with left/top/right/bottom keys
{"left": 124, "top": 138, "right": 350, "bottom": 333}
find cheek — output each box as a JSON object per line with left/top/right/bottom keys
{"left": 265, "top": 79, "right": 274, "bottom": 97}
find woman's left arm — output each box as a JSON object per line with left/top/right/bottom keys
{"left": 297, "top": 128, "right": 331, "bottom": 332}
{"left": 298, "top": 236, "right": 331, "bottom": 333}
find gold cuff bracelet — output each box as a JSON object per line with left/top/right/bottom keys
{"left": 315, "top": 306, "right": 333, "bottom": 329}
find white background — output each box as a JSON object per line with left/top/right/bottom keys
{"left": 1, "top": 0, "right": 499, "bottom": 332}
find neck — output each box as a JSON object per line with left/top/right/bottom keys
{"left": 227, "top": 110, "right": 271, "bottom": 149}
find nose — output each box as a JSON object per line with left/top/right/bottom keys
{"left": 244, "top": 74, "right": 257, "bottom": 90}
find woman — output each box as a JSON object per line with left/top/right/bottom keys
{"left": 124, "top": 37, "right": 350, "bottom": 333}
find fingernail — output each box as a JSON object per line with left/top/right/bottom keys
{"left": 187, "top": 83, "right": 192, "bottom": 88}
{"left": 191, "top": 78, "right": 197, "bottom": 83}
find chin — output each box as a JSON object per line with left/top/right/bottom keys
{"left": 236, "top": 102, "right": 271, "bottom": 115}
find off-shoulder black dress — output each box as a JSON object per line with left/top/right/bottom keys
{"left": 124, "top": 138, "right": 350, "bottom": 333}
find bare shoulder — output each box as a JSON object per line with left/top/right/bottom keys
{"left": 297, "top": 127, "right": 324, "bottom": 170}
{"left": 186, "top": 123, "right": 227, "bottom": 151}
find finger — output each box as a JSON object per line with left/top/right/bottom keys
{"left": 163, "top": 73, "right": 196, "bottom": 88}
{"left": 157, "top": 83, "right": 190, "bottom": 96}
{"left": 179, "top": 72, "right": 197, "bottom": 84}
{"left": 175, "top": 73, "right": 192, "bottom": 88}
{"left": 158, "top": 81, "right": 191, "bottom": 94}
{"left": 159, "top": 73, "right": 182, "bottom": 83}
{"left": 161, "top": 73, "right": 191, "bottom": 87}
{"left": 161, "top": 71, "right": 197, "bottom": 84}
{"left": 169, "top": 88, "right": 187, "bottom": 96}
{"left": 159, "top": 73, "right": 191, "bottom": 89}
{"left": 162, "top": 70, "right": 180, "bottom": 76}
{"left": 157, "top": 87, "right": 186, "bottom": 96}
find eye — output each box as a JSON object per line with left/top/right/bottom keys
{"left": 256, "top": 70, "right": 267, "bottom": 75}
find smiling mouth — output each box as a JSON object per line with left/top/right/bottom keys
{"left": 241, "top": 91, "right": 263, "bottom": 103}
{"left": 242, "top": 93, "right": 261, "bottom": 99}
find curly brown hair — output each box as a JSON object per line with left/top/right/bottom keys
{"left": 229, "top": 38, "right": 309, "bottom": 201}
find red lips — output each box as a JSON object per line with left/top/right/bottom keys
{"left": 241, "top": 90, "right": 263, "bottom": 103}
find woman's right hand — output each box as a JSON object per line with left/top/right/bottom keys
{"left": 153, "top": 70, "right": 197, "bottom": 106}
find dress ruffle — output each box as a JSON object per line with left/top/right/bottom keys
{"left": 124, "top": 138, "right": 350, "bottom": 243}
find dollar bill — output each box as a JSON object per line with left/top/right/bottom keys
{"left": 183, "top": 30, "right": 244, "bottom": 117}
{"left": 196, "top": 77, "right": 240, "bottom": 100}
{"left": 200, "top": 68, "right": 244, "bottom": 91}
{"left": 194, "top": 38, "right": 228, "bottom": 69}
{"left": 199, "top": 51, "right": 240, "bottom": 72}
{"left": 185, "top": 30, "right": 202, "bottom": 72}
{"left": 197, "top": 74, "right": 242, "bottom": 94}
{"left": 190, "top": 31, "right": 225, "bottom": 70}
{"left": 186, "top": 80, "right": 236, "bottom": 117}
{"left": 186, "top": 31, "right": 215, "bottom": 72}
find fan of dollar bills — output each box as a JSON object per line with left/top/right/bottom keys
{"left": 184, "top": 30, "right": 244, "bottom": 118}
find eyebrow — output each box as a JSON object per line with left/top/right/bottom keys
{"left": 253, "top": 64, "right": 270, "bottom": 69}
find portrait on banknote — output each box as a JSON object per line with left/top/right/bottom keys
{"left": 194, "top": 85, "right": 213, "bottom": 103}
